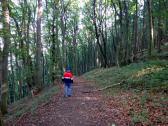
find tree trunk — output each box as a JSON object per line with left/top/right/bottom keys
{"left": 9, "top": 52, "right": 15, "bottom": 103}
{"left": 0, "top": 109, "right": 4, "bottom": 126}
{"left": 36, "top": 0, "right": 43, "bottom": 90}
{"left": 157, "top": 0, "right": 162, "bottom": 53}
{"left": 142, "top": 1, "right": 147, "bottom": 50}
{"left": 147, "top": 0, "right": 154, "bottom": 56}
{"left": 118, "top": 0, "right": 123, "bottom": 65}
{"left": 60, "top": 0, "right": 67, "bottom": 70}
{"left": 123, "top": 1, "right": 129, "bottom": 64}
{"left": 1, "top": 0, "right": 10, "bottom": 114}
{"left": 93, "top": 0, "right": 107, "bottom": 68}
{"left": 112, "top": 2, "right": 120, "bottom": 67}
{"left": 72, "top": 18, "right": 78, "bottom": 74}
{"left": 0, "top": 52, "right": 3, "bottom": 126}
{"left": 51, "top": 10, "right": 56, "bottom": 82}
{"left": 133, "top": 0, "right": 138, "bottom": 58}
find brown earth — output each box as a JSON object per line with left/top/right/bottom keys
{"left": 6, "top": 77, "right": 167, "bottom": 126}
{"left": 6, "top": 77, "right": 131, "bottom": 126}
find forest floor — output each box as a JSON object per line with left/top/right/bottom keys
{"left": 5, "top": 77, "right": 131, "bottom": 126}
{"left": 5, "top": 59, "right": 168, "bottom": 126}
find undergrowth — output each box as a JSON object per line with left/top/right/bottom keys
{"left": 84, "top": 60, "right": 168, "bottom": 91}
{"left": 4, "top": 86, "right": 58, "bottom": 122}
{"left": 84, "top": 59, "right": 168, "bottom": 125}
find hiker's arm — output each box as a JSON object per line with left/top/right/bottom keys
{"left": 71, "top": 77, "right": 73, "bottom": 83}
{"left": 62, "top": 77, "right": 64, "bottom": 82}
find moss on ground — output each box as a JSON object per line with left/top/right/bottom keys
{"left": 4, "top": 86, "right": 59, "bottom": 122}
{"left": 84, "top": 59, "right": 168, "bottom": 125}
{"left": 84, "top": 60, "right": 168, "bottom": 91}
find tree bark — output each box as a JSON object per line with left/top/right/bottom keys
{"left": 0, "top": 51, "right": 3, "bottom": 125}
{"left": 123, "top": 1, "right": 129, "bottom": 64}
{"left": 112, "top": 2, "right": 120, "bottom": 67}
{"left": 147, "top": 0, "right": 154, "bottom": 56}
{"left": 0, "top": 109, "right": 4, "bottom": 126}
{"left": 51, "top": 8, "right": 56, "bottom": 82}
{"left": 36, "top": 0, "right": 43, "bottom": 90}
{"left": 60, "top": 0, "right": 67, "bottom": 70}
{"left": 133, "top": 0, "right": 138, "bottom": 58}
{"left": 1, "top": 0, "right": 10, "bottom": 115}
{"left": 93, "top": 0, "right": 108, "bottom": 68}
{"left": 72, "top": 17, "right": 78, "bottom": 74}
{"left": 118, "top": 0, "right": 123, "bottom": 65}
{"left": 157, "top": 0, "right": 162, "bottom": 53}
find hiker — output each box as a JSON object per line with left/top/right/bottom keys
{"left": 62, "top": 66, "right": 73, "bottom": 97}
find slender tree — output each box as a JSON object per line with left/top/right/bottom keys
{"left": 36, "top": 0, "right": 43, "bottom": 89}
{"left": 133, "top": 0, "right": 138, "bottom": 59}
{"left": 0, "top": 0, "right": 10, "bottom": 114}
{"left": 157, "top": 0, "right": 162, "bottom": 53}
{"left": 60, "top": 0, "right": 67, "bottom": 69}
{"left": 147, "top": 0, "right": 154, "bottom": 56}
{"left": 93, "top": 0, "right": 108, "bottom": 68}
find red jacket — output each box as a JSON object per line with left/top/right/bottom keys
{"left": 64, "top": 72, "right": 73, "bottom": 78}
{"left": 63, "top": 72, "right": 73, "bottom": 83}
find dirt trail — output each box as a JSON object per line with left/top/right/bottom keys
{"left": 11, "top": 77, "right": 130, "bottom": 126}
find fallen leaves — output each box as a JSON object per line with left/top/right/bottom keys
{"left": 105, "top": 91, "right": 168, "bottom": 126}
{"left": 5, "top": 77, "right": 168, "bottom": 126}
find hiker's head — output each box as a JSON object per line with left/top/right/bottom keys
{"left": 66, "top": 65, "right": 71, "bottom": 72}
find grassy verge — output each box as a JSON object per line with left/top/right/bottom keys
{"left": 4, "top": 85, "right": 59, "bottom": 123}
{"left": 84, "top": 60, "right": 168, "bottom": 91}
{"left": 84, "top": 60, "right": 168, "bottom": 125}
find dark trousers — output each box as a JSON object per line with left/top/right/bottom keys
{"left": 64, "top": 83, "right": 72, "bottom": 96}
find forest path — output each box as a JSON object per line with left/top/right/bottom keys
{"left": 14, "top": 77, "right": 130, "bottom": 126}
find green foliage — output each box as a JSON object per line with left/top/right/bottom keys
{"left": 2, "top": 0, "right": 168, "bottom": 107}
{"left": 31, "top": 86, "right": 58, "bottom": 112}
{"left": 84, "top": 60, "right": 168, "bottom": 125}
{"left": 5, "top": 86, "right": 58, "bottom": 120}
{"left": 131, "top": 109, "right": 149, "bottom": 125}
{"left": 84, "top": 60, "right": 168, "bottom": 90}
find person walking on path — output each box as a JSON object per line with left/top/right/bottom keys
{"left": 62, "top": 66, "right": 73, "bottom": 97}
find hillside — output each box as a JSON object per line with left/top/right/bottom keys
{"left": 84, "top": 60, "right": 168, "bottom": 125}
{"left": 84, "top": 60, "right": 168, "bottom": 91}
